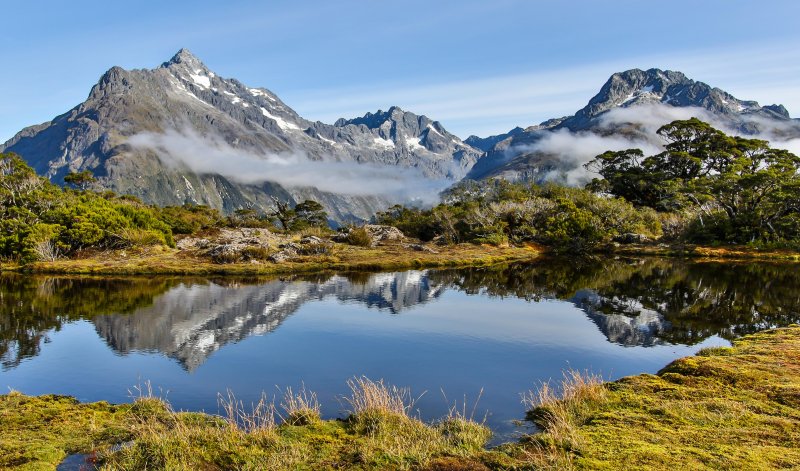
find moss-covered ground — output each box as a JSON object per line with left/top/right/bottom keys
{"left": 2, "top": 327, "right": 798, "bottom": 470}
{"left": 0, "top": 242, "right": 539, "bottom": 276}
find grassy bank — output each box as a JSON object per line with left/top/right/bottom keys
{"left": 608, "top": 243, "right": 800, "bottom": 261}
{"left": 0, "top": 242, "right": 539, "bottom": 276}
{"left": 2, "top": 326, "right": 799, "bottom": 469}
{"left": 523, "top": 326, "right": 800, "bottom": 469}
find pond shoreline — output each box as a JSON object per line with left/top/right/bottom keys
{"left": 2, "top": 326, "right": 798, "bottom": 469}
{"left": 2, "top": 242, "right": 799, "bottom": 277}
{"left": 0, "top": 242, "right": 541, "bottom": 276}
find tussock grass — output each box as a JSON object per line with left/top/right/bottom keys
{"left": 520, "top": 370, "right": 607, "bottom": 469}
{"left": 279, "top": 384, "right": 320, "bottom": 425}
{"left": 522, "top": 370, "right": 607, "bottom": 443}
{"left": 436, "top": 389, "right": 491, "bottom": 452}
{"left": 218, "top": 389, "right": 278, "bottom": 433}
{"left": 344, "top": 226, "right": 373, "bottom": 247}
{"left": 344, "top": 376, "right": 420, "bottom": 418}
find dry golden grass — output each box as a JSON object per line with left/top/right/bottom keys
{"left": 279, "top": 384, "right": 321, "bottom": 425}
{"left": 520, "top": 370, "right": 607, "bottom": 469}
{"left": 344, "top": 376, "right": 420, "bottom": 418}
{"left": 4, "top": 241, "right": 539, "bottom": 276}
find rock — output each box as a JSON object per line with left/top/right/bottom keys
{"left": 613, "top": 233, "right": 651, "bottom": 244}
{"left": 364, "top": 225, "right": 404, "bottom": 242}
{"left": 278, "top": 242, "right": 302, "bottom": 251}
{"left": 300, "top": 236, "right": 324, "bottom": 244}
{"left": 331, "top": 231, "right": 350, "bottom": 243}
{"left": 268, "top": 249, "right": 297, "bottom": 263}
{"left": 406, "top": 243, "right": 438, "bottom": 253}
{"left": 331, "top": 225, "right": 404, "bottom": 247}
{"left": 206, "top": 244, "right": 243, "bottom": 263}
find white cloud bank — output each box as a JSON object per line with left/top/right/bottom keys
{"left": 510, "top": 103, "right": 800, "bottom": 185}
{"left": 127, "top": 128, "right": 450, "bottom": 203}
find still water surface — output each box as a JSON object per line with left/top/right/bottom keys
{"left": 2, "top": 257, "right": 798, "bottom": 441}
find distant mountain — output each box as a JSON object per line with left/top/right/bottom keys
{"left": 3, "top": 56, "right": 797, "bottom": 215}
{"left": 468, "top": 68, "right": 799, "bottom": 182}
{"left": 0, "top": 49, "right": 481, "bottom": 221}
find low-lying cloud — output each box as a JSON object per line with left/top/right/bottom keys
{"left": 508, "top": 103, "right": 800, "bottom": 185}
{"left": 127, "top": 128, "right": 451, "bottom": 203}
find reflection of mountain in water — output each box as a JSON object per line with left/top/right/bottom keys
{"left": 572, "top": 290, "right": 672, "bottom": 347}
{"left": 3, "top": 258, "right": 800, "bottom": 370}
{"left": 92, "top": 271, "right": 443, "bottom": 370}
{"left": 428, "top": 258, "right": 800, "bottom": 347}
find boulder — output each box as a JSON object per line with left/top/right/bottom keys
{"left": 406, "top": 243, "right": 438, "bottom": 253}
{"left": 363, "top": 225, "right": 405, "bottom": 243}
{"left": 612, "top": 233, "right": 651, "bottom": 244}
{"left": 268, "top": 248, "right": 297, "bottom": 263}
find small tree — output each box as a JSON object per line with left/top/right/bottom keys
{"left": 268, "top": 198, "right": 328, "bottom": 231}
{"left": 64, "top": 170, "right": 96, "bottom": 191}
{"left": 291, "top": 200, "right": 328, "bottom": 230}
{"left": 269, "top": 197, "right": 295, "bottom": 231}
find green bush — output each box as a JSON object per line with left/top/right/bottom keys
{"left": 375, "top": 181, "right": 662, "bottom": 253}
{"left": 0, "top": 152, "right": 175, "bottom": 262}
{"left": 345, "top": 227, "right": 373, "bottom": 247}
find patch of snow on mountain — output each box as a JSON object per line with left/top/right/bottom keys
{"left": 372, "top": 136, "right": 395, "bottom": 149}
{"left": 405, "top": 135, "right": 425, "bottom": 151}
{"left": 249, "top": 88, "right": 276, "bottom": 102}
{"left": 189, "top": 73, "right": 211, "bottom": 89}
{"left": 317, "top": 134, "right": 338, "bottom": 146}
{"left": 426, "top": 124, "right": 443, "bottom": 137}
{"left": 260, "top": 107, "right": 301, "bottom": 131}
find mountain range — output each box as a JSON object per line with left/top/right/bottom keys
{"left": 2, "top": 50, "right": 797, "bottom": 220}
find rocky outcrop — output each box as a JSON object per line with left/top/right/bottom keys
{"left": 333, "top": 224, "right": 405, "bottom": 246}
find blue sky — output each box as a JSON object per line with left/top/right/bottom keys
{"left": 2, "top": 0, "right": 799, "bottom": 142}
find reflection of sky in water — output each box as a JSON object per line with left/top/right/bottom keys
{"left": 0, "top": 271, "right": 730, "bottom": 443}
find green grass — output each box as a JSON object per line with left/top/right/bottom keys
{"left": 2, "top": 327, "right": 800, "bottom": 469}
{"left": 523, "top": 326, "right": 800, "bottom": 470}
{"left": 0, "top": 392, "right": 132, "bottom": 470}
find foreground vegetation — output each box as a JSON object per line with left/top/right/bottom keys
{"left": 3, "top": 326, "right": 798, "bottom": 469}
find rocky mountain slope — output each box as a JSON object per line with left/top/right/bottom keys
{"left": 1, "top": 49, "right": 481, "bottom": 221}
{"left": 468, "top": 68, "right": 799, "bottom": 182}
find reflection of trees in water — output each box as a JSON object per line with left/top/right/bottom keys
{"left": 2, "top": 258, "right": 799, "bottom": 368}
{"left": 0, "top": 275, "right": 182, "bottom": 369}
{"left": 428, "top": 258, "right": 800, "bottom": 345}
{"left": 0, "top": 271, "right": 441, "bottom": 371}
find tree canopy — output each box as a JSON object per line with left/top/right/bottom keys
{"left": 586, "top": 118, "right": 800, "bottom": 244}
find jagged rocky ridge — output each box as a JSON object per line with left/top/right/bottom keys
{"left": 467, "top": 68, "right": 799, "bottom": 182}
{"left": 1, "top": 49, "right": 481, "bottom": 221}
